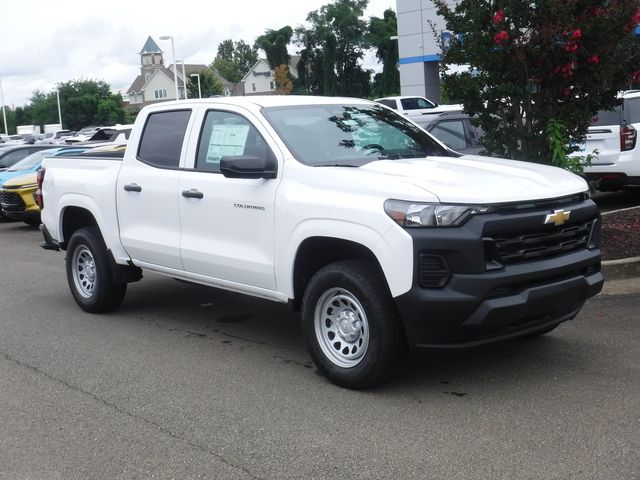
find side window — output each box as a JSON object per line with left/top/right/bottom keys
{"left": 429, "top": 120, "right": 467, "bottom": 150}
{"left": 624, "top": 97, "right": 640, "bottom": 124}
{"left": 377, "top": 99, "right": 397, "bottom": 109}
{"left": 138, "top": 110, "right": 191, "bottom": 168}
{"left": 1, "top": 150, "right": 31, "bottom": 168}
{"left": 195, "top": 110, "right": 273, "bottom": 173}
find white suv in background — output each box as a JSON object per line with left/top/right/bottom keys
{"left": 579, "top": 90, "right": 640, "bottom": 190}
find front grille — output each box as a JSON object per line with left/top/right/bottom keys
{"left": 491, "top": 220, "right": 592, "bottom": 264}
{"left": 0, "top": 191, "right": 25, "bottom": 212}
{"left": 490, "top": 192, "right": 589, "bottom": 214}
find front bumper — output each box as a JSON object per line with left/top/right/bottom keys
{"left": 394, "top": 196, "right": 603, "bottom": 351}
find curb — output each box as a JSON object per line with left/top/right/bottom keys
{"left": 601, "top": 256, "right": 640, "bottom": 280}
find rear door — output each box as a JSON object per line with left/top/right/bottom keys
{"left": 117, "top": 109, "right": 193, "bottom": 270}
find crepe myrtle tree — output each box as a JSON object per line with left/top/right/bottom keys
{"left": 433, "top": 0, "right": 640, "bottom": 172}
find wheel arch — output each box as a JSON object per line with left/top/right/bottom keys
{"left": 290, "top": 236, "right": 386, "bottom": 311}
{"left": 60, "top": 206, "right": 99, "bottom": 250}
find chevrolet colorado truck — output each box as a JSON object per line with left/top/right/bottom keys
{"left": 39, "top": 96, "right": 604, "bottom": 388}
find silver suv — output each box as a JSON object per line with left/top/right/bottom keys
{"left": 579, "top": 90, "right": 640, "bottom": 190}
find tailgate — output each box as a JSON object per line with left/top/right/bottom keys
{"left": 582, "top": 125, "right": 621, "bottom": 165}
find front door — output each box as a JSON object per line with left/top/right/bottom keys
{"left": 178, "top": 108, "right": 281, "bottom": 290}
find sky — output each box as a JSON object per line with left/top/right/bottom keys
{"left": 0, "top": 0, "right": 396, "bottom": 107}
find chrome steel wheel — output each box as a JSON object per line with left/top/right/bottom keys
{"left": 72, "top": 246, "right": 97, "bottom": 298}
{"left": 314, "top": 288, "right": 369, "bottom": 368}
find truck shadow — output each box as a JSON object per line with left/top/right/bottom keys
{"left": 118, "top": 273, "right": 594, "bottom": 394}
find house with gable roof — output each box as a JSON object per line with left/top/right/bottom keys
{"left": 126, "top": 36, "right": 243, "bottom": 106}
{"left": 242, "top": 56, "right": 301, "bottom": 95}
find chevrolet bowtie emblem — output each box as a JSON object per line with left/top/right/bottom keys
{"left": 544, "top": 209, "right": 571, "bottom": 226}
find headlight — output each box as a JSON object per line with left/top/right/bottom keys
{"left": 384, "top": 199, "right": 492, "bottom": 227}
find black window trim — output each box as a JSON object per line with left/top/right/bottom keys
{"left": 135, "top": 108, "right": 193, "bottom": 171}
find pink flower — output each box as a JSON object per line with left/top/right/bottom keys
{"left": 572, "top": 29, "right": 582, "bottom": 39}
{"left": 587, "top": 55, "right": 600, "bottom": 64}
{"left": 563, "top": 87, "right": 572, "bottom": 96}
{"left": 492, "top": 10, "right": 505, "bottom": 24}
{"left": 494, "top": 30, "right": 509, "bottom": 45}
{"left": 632, "top": 10, "right": 640, "bottom": 25}
{"left": 564, "top": 43, "right": 578, "bottom": 52}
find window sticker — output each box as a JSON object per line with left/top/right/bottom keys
{"left": 206, "top": 124, "right": 250, "bottom": 163}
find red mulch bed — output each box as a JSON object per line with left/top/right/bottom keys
{"left": 600, "top": 207, "right": 640, "bottom": 261}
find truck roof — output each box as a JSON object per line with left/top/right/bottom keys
{"left": 142, "top": 95, "right": 374, "bottom": 111}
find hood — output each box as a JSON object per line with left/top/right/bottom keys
{"left": 360, "top": 155, "right": 588, "bottom": 204}
{"left": 2, "top": 172, "right": 36, "bottom": 188}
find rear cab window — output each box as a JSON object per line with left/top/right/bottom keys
{"left": 376, "top": 99, "right": 398, "bottom": 109}
{"left": 138, "top": 110, "right": 192, "bottom": 168}
{"left": 400, "top": 97, "right": 436, "bottom": 111}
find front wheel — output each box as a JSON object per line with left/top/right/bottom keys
{"left": 66, "top": 227, "right": 127, "bottom": 313}
{"left": 302, "top": 260, "right": 402, "bottom": 389}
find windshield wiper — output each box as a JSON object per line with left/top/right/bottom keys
{"left": 314, "top": 162, "right": 360, "bottom": 167}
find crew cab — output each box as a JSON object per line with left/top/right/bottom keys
{"left": 39, "top": 96, "right": 603, "bottom": 388}
{"left": 375, "top": 95, "right": 463, "bottom": 117}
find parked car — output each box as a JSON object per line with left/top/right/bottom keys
{"left": 375, "top": 95, "right": 463, "bottom": 117}
{"left": 68, "top": 124, "right": 133, "bottom": 146}
{"left": 573, "top": 90, "right": 640, "bottom": 190}
{"left": 0, "top": 146, "right": 90, "bottom": 186}
{"left": 0, "top": 146, "right": 90, "bottom": 224}
{"left": 0, "top": 145, "right": 58, "bottom": 171}
{"left": 39, "top": 96, "right": 603, "bottom": 388}
{"left": 412, "top": 112, "right": 485, "bottom": 155}
{"left": 37, "top": 130, "right": 74, "bottom": 144}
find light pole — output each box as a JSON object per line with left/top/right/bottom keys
{"left": 0, "top": 77, "right": 8, "bottom": 135}
{"left": 177, "top": 60, "right": 188, "bottom": 99}
{"left": 159, "top": 35, "right": 179, "bottom": 100}
{"left": 190, "top": 73, "right": 201, "bottom": 99}
{"left": 56, "top": 89, "right": 63, "bottom": 128}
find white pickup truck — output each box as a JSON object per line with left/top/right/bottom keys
{"left": 39, "top": 96, "right": 604, "bottom": 388}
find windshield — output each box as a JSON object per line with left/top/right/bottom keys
{"left": 261, "top": 103, "right": 453, "bottom": 167}
{"left": 7, "top": 149, "right": 61, "bottom": 171}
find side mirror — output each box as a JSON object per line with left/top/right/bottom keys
{"left": 220, "top": 155, "right": 277, "bottom": 179}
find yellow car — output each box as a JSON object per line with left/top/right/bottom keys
{"left": 0, "top": 172, "right": 40, "bottom": 226}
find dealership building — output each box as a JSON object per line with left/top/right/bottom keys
{"left": 396, "top": 0, "right": 454, "bottom": 102}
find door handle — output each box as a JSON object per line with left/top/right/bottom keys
{"left": 182, "top": 189, "right": 204, "bottom": 199}
{"left": 123, "top": 183, "right": 142, "bottom": 192}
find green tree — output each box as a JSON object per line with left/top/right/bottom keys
{"left": 433, "top": 0, "right": 640, "bottom": 168}
{"left": 28, "top": 90, "right": 58, "bottom": 127}
{"left": 211, "top": 39, "right": 258, "bottom": 82}
{"left": 94, "top": 96, "right": 127, "bottom": 126}
{"left": 367, "top": 9, "right": 399, "bottom": 97}
{"left": 295, "top": 0, "right": 372, "bottom": 97}
{"left": 187, "top": 69, "right": 224, "bottom": 98}
{"left": 255, "top": 26, "right": 293, "bottom": 69}
{"left": 0, "top": 106, "right": 17, "bottom": 135}
{"left": 234, "top": 40, "right": 260, "bottom": 78}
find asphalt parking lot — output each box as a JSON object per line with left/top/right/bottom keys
{"left": 0, "top": 221, "right": 638, "bottom": 479}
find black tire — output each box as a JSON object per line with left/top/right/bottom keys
{"left": 24, "top": 219, "right": 41, "bottom": 227}
{"left": 302, "top": 260, "right": 402, "bottom": 389}
{"left": 65, "top": 226, "right": 127, "bottom": 313}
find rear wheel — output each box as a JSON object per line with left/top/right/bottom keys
{"left": 302, "top": 260, "right": 402, "bottom": 389}
{"left": 66, "top": 227, "right": 127, "bottom": 313}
